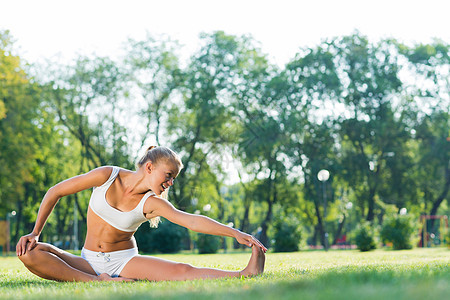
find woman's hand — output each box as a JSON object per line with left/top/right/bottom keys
{"left": 234, "top": 230, "right": 268, "bottom": 253}
{"left": 16, "top": 232, "right": 39, "bottom": 256}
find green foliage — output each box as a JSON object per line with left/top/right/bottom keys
{"left": 124, "top": 34, "right": 182, "bottom": 146}
{"left": 1, "top": 28, "right": 450, "bottom": 257}
{"left": 0, "top": 30, "right": 65, "bottom": 242}
{"left": 272, "top": 215, "right": 302, "bottom": 252}
{"left": 0, "top": 99, "right": 5, "bottom": 119}
{"left": 47, "top": 55, "right": 132, "bottom": 168}
{"left": 196, "top": 233, "right": 221, "bottom": 254}
{"left": 353, "top": 222, "right": 377, "bottom": 251}
{"left": 135, "top": 218, "right": 189, "bottom": 253}
{"left": 380, "top": 214, "right": 416, "bottom": 250}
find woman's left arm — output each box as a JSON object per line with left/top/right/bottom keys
{"left": 149, "top": 197, "right": 267, "bottom": 252}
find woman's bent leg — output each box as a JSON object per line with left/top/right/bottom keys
{"left": 18, "top": 242, "right": 106, "bottom": 282}
{"left": 120, "top": 245, "right": 265, "bottom": 281}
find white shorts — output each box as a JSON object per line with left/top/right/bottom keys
{"left": 81, "top": 247, "right": 138, "bottom": 277}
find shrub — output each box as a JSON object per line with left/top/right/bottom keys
{"left": 380, "top": 214, "right": 415, "bottom": 250}
{"left": 135, "top": 218, "right": 189, "bottom": 253}
{"left": 354, "top": 222, "right": 377, "bottom": 252}
{"left": 134, "top": 221, "right": 154, "bottom": 252}
{"left": 197, "top": 233, "right": 221, "bottom": 254}
{"left": 272, "top": 216, "right": 302, "bottom": 252}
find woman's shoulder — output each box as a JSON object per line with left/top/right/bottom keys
{"left": 85, "top": 166, "right": 121, "bottom": 184}
{"left": 52, "top": 166, "right": 122, "bottom": 195}
{"left": 90, "top": 166, "right": 135, "bottom": 185}
{"left": 89, "top": 166, "right": 115, "bottom": 176}
{"left": 91, "top": 165, "right": 131, "bottom": 173}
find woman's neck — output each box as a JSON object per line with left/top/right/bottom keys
{"left": 121, "top": 168, "right": 149, "bottom": 195}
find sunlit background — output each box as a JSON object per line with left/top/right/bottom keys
{"left": 1, "top": 0, "right": 449, "bottom": 66}
{"left": 0, "top": 0, "right": 448, "bottom": 256}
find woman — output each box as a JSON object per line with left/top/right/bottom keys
{"left": 16, "top": 146, "right": 266, "bottom": 282}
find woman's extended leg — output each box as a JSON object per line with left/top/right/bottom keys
{"left": 120, "top": 245, "right": 265, "bottom": 281}
{"left": 17, "top": 242, "right": 126, "bottom": 282}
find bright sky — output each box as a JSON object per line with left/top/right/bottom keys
{"left": 1, "top": 0, "right": 448, "bottom": 183}
{"left": 1, "top": 0, "right": 449, "bottom": 67}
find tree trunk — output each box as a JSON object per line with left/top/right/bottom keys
{"left": 366, "top": 160, "right": 382, "bottom": 222}
{"left": 259, "top": 199, "right": 273, "bottom": 247}
{"left": 332, "top": 215, "right": 346, "bottom": 245}
{"left": 313, "top": 199, "right": 326, "bottom": 249}
{"left": 13, "top": 183, "right": 34, "bottom": 244}
{"left": 366, "top": 186, "right": 376, "bottom": 221}
{"left": 13, "top": 197, "right": 23, "bottom": 246}
{"left": 429, "top": 166, "right": 450, "bottom": 230}
{"left": 236, "top": 170, "right": 253, "bottom": 249}
{"left": 73, "top": 193, "right": 87, "bottom": 223}
{"left": 312, "top": 224, "right": 320, "bottom": 246}
{"left": 241, "top": 201, "right": 250, "bottom": 233}
{"left": 235, "top": 199, "right": 251, "bottom": 249}
{"left": 260, "top": 173, "right": 275, "bottom": 247}
{"left": 172, "top": 125, "right": 201, "bottom": 211}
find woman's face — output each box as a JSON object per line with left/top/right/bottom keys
{"left": 148, "top": 161, "right": 178, "bottom": 195}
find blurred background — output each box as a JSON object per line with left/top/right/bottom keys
{"left": 0, "top": 0, "right": 449, "bottom": 254}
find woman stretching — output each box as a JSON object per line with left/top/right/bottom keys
{"left": 16, "top": 146, "right": 266, "bottom": 282}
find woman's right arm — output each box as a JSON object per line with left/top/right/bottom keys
{"left": 16, "top": 166, "right": 112, "bottom": 256}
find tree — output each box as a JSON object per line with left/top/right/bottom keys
{"left": 398, "top": 41, "right": 450, "bottom": 229}
{"left": 331, "top": 34, "right": 413, "bottom": 222}
{"left": 167, "top": 31, "right": 244, "bottom": 211}
{"left": 229, "top": 38, "right": 288, "bottom": 247}
{"left": 0, "top": 30, "right": 79, "bottom": 245}
{"left": 0, "top": 30, "right": 42, "bottom": 240}
{"left": 45, "top": 55, "right": 132, "bottom": 170}
{"left": 414, "top": 109, "right": 449, "bottom": 228}
{"left": 37, "top": 55, "right": 133, "bottom": 245}
{"left": 282, "top": 40, "right": 340, "bottom": 248}
{"left": 124, "top": 34, "right": 183, "bottom": 147}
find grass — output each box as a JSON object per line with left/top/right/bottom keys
{"left": 0, "top": 248, "right": 449, "bottom": 300}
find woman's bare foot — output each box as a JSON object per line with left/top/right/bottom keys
{"left": 97, "top": 273, "right": 134, "bottom": 282}
{"left": 241, "top": 245, "right": 265, "bottom": 277}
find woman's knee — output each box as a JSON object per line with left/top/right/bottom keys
{"left": 175, "top": 262, "right": 194, "bottom": 275}
{"left": 17, "top": 243, "right": 49, "bottom": 265}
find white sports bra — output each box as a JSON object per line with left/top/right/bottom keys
{"left": 89, "top": 166, "right": 153, "bottom": 232}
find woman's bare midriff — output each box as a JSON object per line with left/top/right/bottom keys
{"left": 83, "top": 207, "right": 138, "bottom": 252}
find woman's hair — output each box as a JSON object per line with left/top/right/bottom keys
{"left": 137, "top": 146, "right": 183, "bottom": 228}
{"left": 137, "top": 146, "right": 184, "bottom": 170}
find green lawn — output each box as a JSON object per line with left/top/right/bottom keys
{"left": 1, "top": 248, "right": 449, "bottom": 300}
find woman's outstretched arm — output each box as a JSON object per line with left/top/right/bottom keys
{"left": 16, "top": 167, "right": 111, "bottom": 256}
{"left": 146, "top": 196, "right": 267, "bottom": 252}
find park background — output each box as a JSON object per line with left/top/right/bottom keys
{"left": 0, "top": 0, "right": 449, "bottom": 255}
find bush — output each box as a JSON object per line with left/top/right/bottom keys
{"left": 135, "top": 218, "right": 189, "bottom": 253}
{"left": 197, "top": 233, "right": 221, "bottom": 254}
{"left": 272, "top": 216, "right": 302, "bottom": 252}
{"left": 354, "top": 222, "right": 377, "bottom": 252}
{"left": 380, "top": 214, "right": 415, "bottom": 250}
